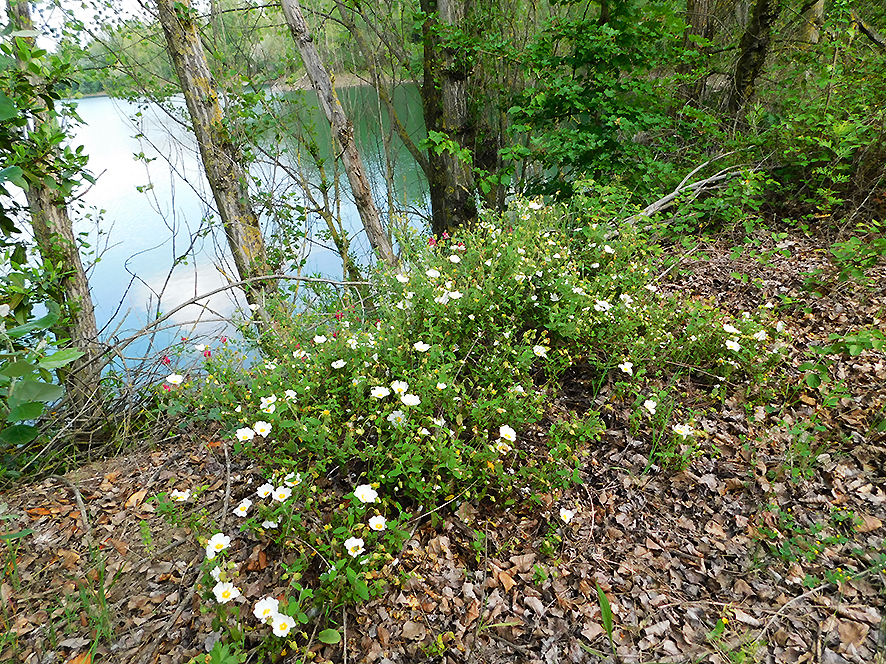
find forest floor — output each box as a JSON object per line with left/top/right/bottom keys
{"left": 2, "top": 223, "right": 885, "bottom": 664}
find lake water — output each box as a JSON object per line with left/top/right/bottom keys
{"left": 68, "top": 85, "right": 428, "bottom": 360}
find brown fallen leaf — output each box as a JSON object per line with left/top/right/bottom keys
{"left": 401, "top": 620, "right": 426, "bottom": 640}
{"left": 125, "top": 490, "right": 147, "bottom": 509}
{"left": 462, "top": 598, "right": 480, "bottom": 627}
{"left": 499, "top": 570, "right": 516, "bottom": 593}
{"left": 854, "top": 513, "right": 882, "bottom": 533}
{"left": 837, "top": 619, "right": 868, "bottom": 647}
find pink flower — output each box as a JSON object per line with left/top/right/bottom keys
{"left": 161, "top": 355, "right": 171, "bottom": 365}
{"left": 221, "top": 337, "right": 227, "bottom": 343}
{"left": 442, "top": 232, "right": 450, "bottom": 240}
{"left": 203, "top": 349, "right": 211, "bottom": 358}
{"left": 428, "top": 236, "right": 437, "bottom": 247}
{"left": 162, "top": 384, "right": 171, "bottom": 392}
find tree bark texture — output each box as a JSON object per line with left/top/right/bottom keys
{"left": 280, "top": 0, "right": 396, "bottom": 266}
{"left": 154, "top": 0, "right": 273, "bottom": 302}
{"left": 729, "top": 0, "right": 782, "bottom": 113}
{"left": 7, "top": 0, "right": 102, "bottom": 412}
{"left": 420, "top": 0, "right": 478, "bottom": 237}
{"left": 799, "top": 0, "right": 824, "bottom": 45}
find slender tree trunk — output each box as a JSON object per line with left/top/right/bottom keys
{"left": 154, "top": 0, "right": 274, "bottom": 307}
{"left": 280, "top": 0, "right": 396, "bottom": 266}
{"left": 7, "top": 0, "right": 101, "bottom": 414}
{"left": 420, "top": 0, "right": 478, "bottom": 237}
{"left": 729, "top": 0, "right": 782, "bottom": 113}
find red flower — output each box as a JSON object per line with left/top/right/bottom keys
{"left": 161, "top": 355, "right": 171, "bottom": 365}
{"left": 162, "top": 384, "right": 171, "bottom": 392}
{"left": 204, "top": 349, "right": 211, "bottom": 358}
{"left": 221, "top": 337, "right": 227, "bottom": 344}
{"left": 442, "top": 232, "right": 450, "bottom": 240}
{"left": 334, "top": 311, "right": 345, "bottom": 320}
{"left": 428, "top": 236, "right": 437, "bottom": 247}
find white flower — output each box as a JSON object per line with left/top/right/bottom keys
{"left": 391, "top": 380, "right": 409, "bottom": 395}
{"left": 550, "top": 293, "right": 560, "bottom": 301}
{"left": 426, "top": 268, "right": 440, "bottom": 278}
{"left": 0, "top": 304, "right": 9, "bottom": 317}
{"left": 401, "top": 394, "right": 421, "bottom": 406}
{"left": 448, "top": 290, "right": 463, "bottom": 299}
{"left": 332, "top": 359, "right": 346, "bottom": 369}
{"left": 210, "top": 566, "right": 222, "bottom": 581}
{"left": 271, "top": 613, "right": 296, "bottom": 637}
{"left": 253, "top": 421, "right": 272, "bottom": 438}
{"left": 354, "top": 485, "right": 378, "bottom": 503}
{"left": 499, "top": 425, "right": 517, "bottom": 443}
{"left": 194, "top": 344, "right": 206, "bottom": 352}
{"left": 432, "top": 417, "right": 446, "bottom": 427}
{"left": 560, "top": 508, "right": 575, "bottom": 523}
{"left": 368, "top": 515, "right": 387, "bottom": 531}
{"left": 618, "top": 361, "right": 633, "bottom": 376}
{"left": 344, "top": 537, "right": 365, "bottom": 557}
{"left": 206, "top": 533, "right": 231, "bottom": 560}
{"left": 283, "top": 472, "right": 302, "bottom": 487}
{"left": 213, "top": 581, "right": 241, "bottom": 604}
{"left": 495, "top": 440, "right": 512, "bottom": 454}
{"left": 420, "top": 427, "right": 430, "bottom": 435}
{"left": 603, "top": 245, "right": 615, "bottom": 254}
{"left": 620, "top": 293, "right": 634, "bottom": 305}
{"left": 166, "top": 373, "right": 184, "bottom": 385}
{"left": 253, "top": 597, "right": 279, "bottom": 623}
{"left": 313, "top": 335, "right": 327, "bottom": 344}
{"left": 673, "top": 423, "right": 693, "bottom": 438}
{"left": 594, "top": 300, "right": 612, "bottom": 312}
{"left": 723, "top": 323, "right": 740, "bottom": 334}
{"left": 235, "top": 427, "right": 255, "bottom": 442}
{"left": 370, "top": 386, "right": 391, "bottom": 399}
{"left": 752, "top": 330, "right": 768, "bottom": 341}
{"left": 396, "top": 273, "right": 409, "bottom": 283}
{"left": 346, "top": 337, "right": 359, "bottom": 349}
{"left": 434, "top": 293, "right": 450, "bottom": 305}
{"left": 725, "top": 339, "right": 741, "bottom": 352}
{"left": 261, "top": 520, "right": 279, "bottom": 529}
{"left": 234, "top": 498, "right": 252, "bottom": 517}
{"left": 643, "top": 400, "right": 657, "bottom": 416}
{"left": 436, "top": 382, "right": 447, "bottom": 390}
{"left": 510, "top": 384, "right": 525, "bottom": 394}
{"left": 528, "top": 199, "right": 543, "bottom": 210}
{"left": 169, "top": 489, "right": 190, "bottom": 502}
{"left": 256, "top": 483, "right": 273, "bottom": 498}
{"left": 533, "top": 345, "right": 548, "bottom": 358}
{"left": 449, "top": 255, "right": 461, "bottom": 263}
{"left": 265, "top": 361, "right": 277, "bottom": 371}
{"left": 284, "top": 389, "right": 297, "bottom": 400}
{"left": 404, "top": 291, "right": 414, "bottom": 300}
{"left": 293, "top": 349, "right": 308, "bottom": 359}
{"left": 260, "top": 403, "right": 276, "bottom": 414}
{"left": 776, "top": 321, "right": 785, "bottom": 333}
{"left": 413, "top": 341, "right": 431, "bottom": 352}
{"left": 387, "top": 410, "right": 406, "bottom": 426}
{"left": 272, "top": 486, "right": 292, "bottom": 502}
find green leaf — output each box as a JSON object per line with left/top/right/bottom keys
{"left": 7, "top": 401, "right": 44, "bottom": 423}
{"left": 0, "top": 528, "right": 34, "bottom": 541}
{"left": 0, "top": 165, "right": 26, "bottom": 189}
{"left": 12, "top": 380, "right": 64, "bottom": 403}
{"left": 38, "top": 348, "right": 84, "bottom": 370}
{"left": 6, "top": 311, "right": 59, "bottom": 339}
{"left": 0, "top": 424, "right": 39, "bottom": 445}
{"left": 0, "top": 92, "right": 16, "bottom": 122}
{"left": 318, "top": 629, "right": 341, "bottom": 645}
{"left": 0, "top": 360, "right": 36, "bottom": 378}
{"left": 805, "top": 373, "right": 821, "bottom": 388}
{"left": 595, "top": 582, "right": 614, "bottom": 645}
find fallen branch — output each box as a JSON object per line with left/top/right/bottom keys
{"left": 625, "top": 153, "right": 750, "bottom": 223}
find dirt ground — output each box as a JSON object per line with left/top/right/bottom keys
{"left": 2, "top": 227, "right": 885, "bottom": 664}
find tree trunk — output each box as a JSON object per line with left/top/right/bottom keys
{"left": 154, "top": 0, "right": 273, "bottom": 306}
{"left": 280, "top": 0, "right": 396, "bottom": 266}
{"left": 420, "top": 0, "right": 478, "bottom": 237}
{"left": 729, "top": 0, "right": 782, "bottom": 113}
{"left": 7, "top": 0, "right": 102, "bottom": 414}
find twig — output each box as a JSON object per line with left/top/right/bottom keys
{"left": 138, "top": 553, "right": 202, "bottom": 664}
{"left": 342, "top": 604, "right": 348, "bottom": 664}
{"left": 485, "top": 632, "right": 530, "bottom": 656}
{"left": 651, "top": 242, "right": 701, "bottom": 284}
{"left": 50, "top": 475, "right": 93, "bottom": 545}
{"left": 220, "top": 439, "right": 231, "bottom": 531}
{"left": 146, "top": 449, "right": 186, "bottom": 488}
{"left": 753, "top": 582, "right": 829, "bottom": 644}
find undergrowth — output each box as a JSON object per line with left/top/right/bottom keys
{"left": 150, "top": 188, "right": 787, "bottom": 659}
